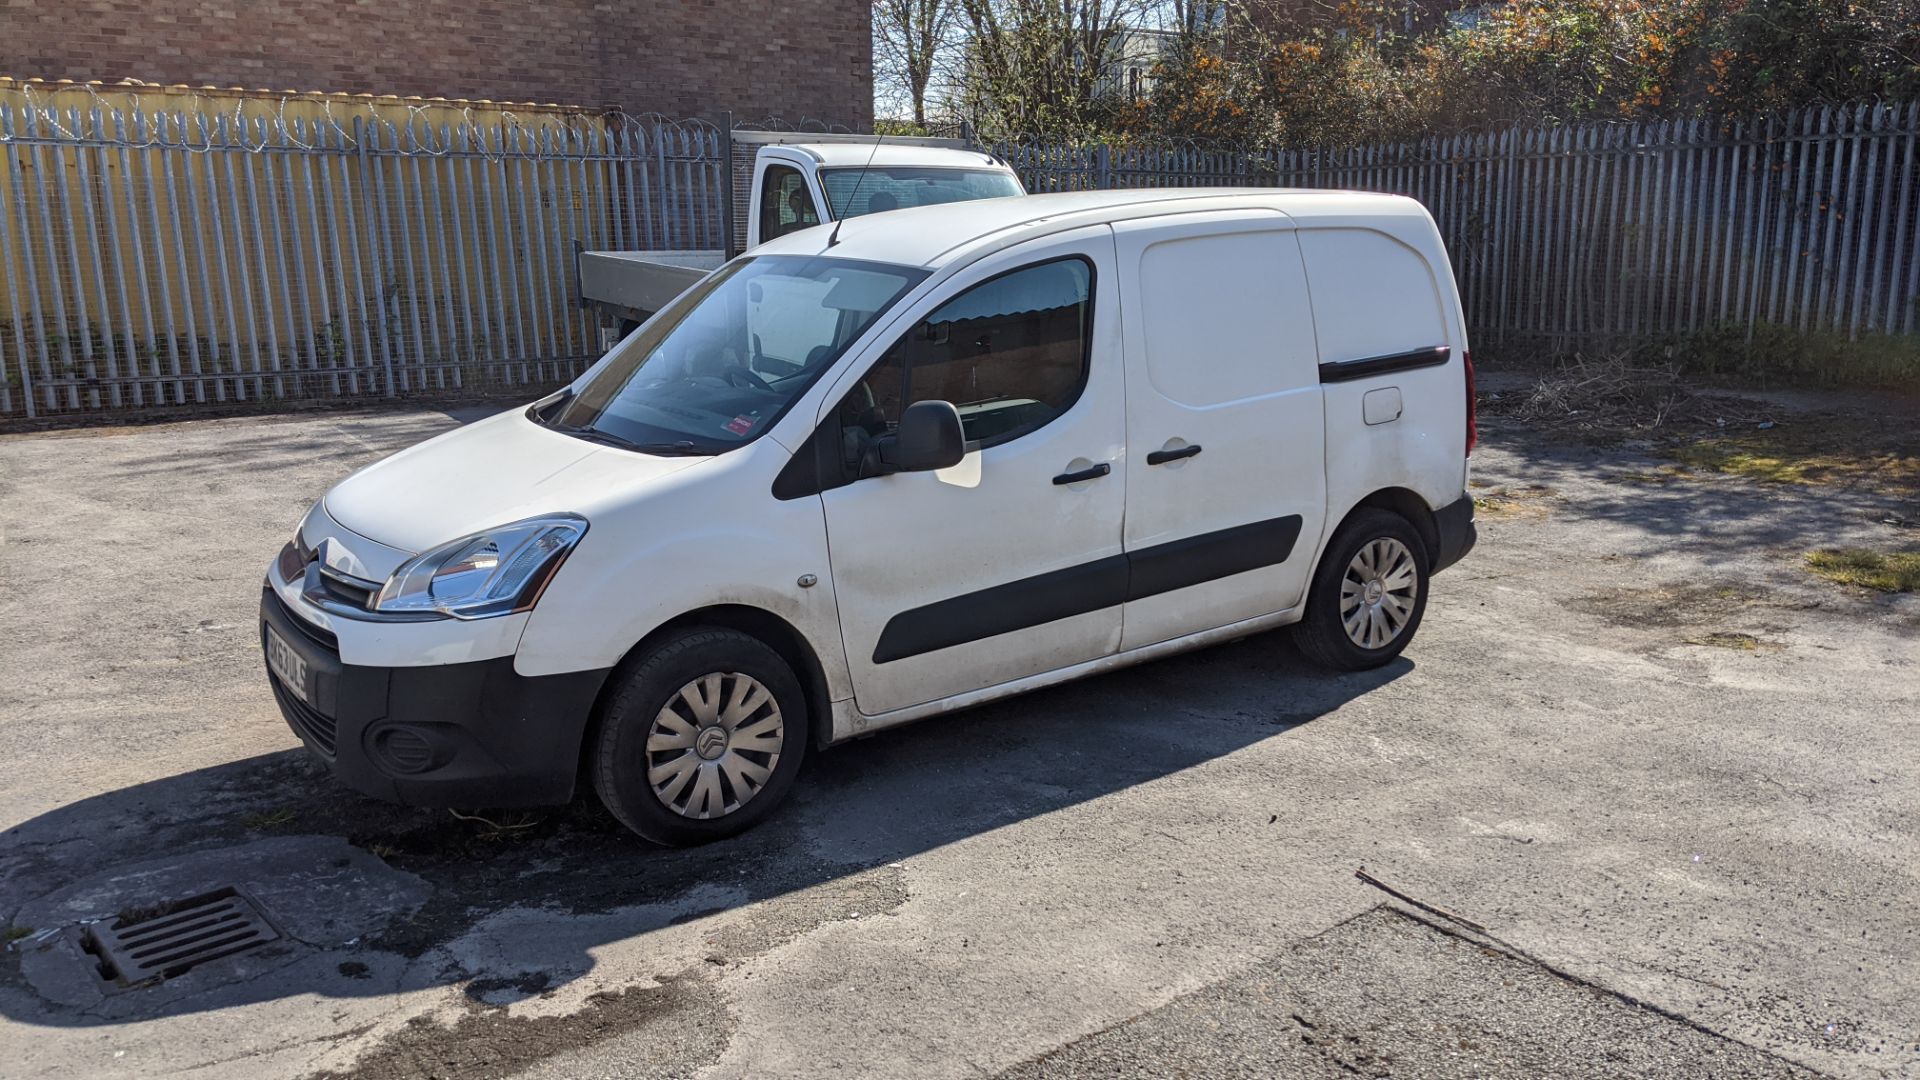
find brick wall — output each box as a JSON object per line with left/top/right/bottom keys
{"left": 0, "top": 0, "right": 872, "bottom": 128}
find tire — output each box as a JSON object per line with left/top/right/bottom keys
{"left": 1291, "top": 508, "right": 1430, "bottom": 671}
{"left": 593, "top": 627, "right": 808, "bottom": 846}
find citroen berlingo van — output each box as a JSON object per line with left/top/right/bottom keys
{"left": 262, "top": 189, "right": 1478, "bottom": 846}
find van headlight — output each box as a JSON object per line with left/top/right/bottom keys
{"left": 373, "top": 514, "right": 587, "bottom": 619}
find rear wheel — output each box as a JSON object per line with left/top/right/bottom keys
{"left": 1291, "top": 509, "right": 1429, "bottom": 670}
{"left": 593, "top": 627, "right": 807, "bottom": 846}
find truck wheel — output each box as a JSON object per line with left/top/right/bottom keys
{"left": 1291, "top": 509, "right": 1429, "bottom": 671}
{"left": 593, "top": 627, "right": 807, "bottom": 846}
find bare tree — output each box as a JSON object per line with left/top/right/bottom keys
{"left": 955, "top": 0, "right": 1154, "bottom": 135}
{"left": 1165, "top": 0, "right": 1229, "bottom": 34}
{"left": 875, "top": 0, "right": 961, "bottom": 124}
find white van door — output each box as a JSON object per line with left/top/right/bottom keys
{"left": 815, "top": 227, "right": 1127, "bottom": 716}
{"left": 1111, "top": 212, "right": 1327, "bottom": 650}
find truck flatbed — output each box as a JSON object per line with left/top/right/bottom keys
{"left": 578, "top": 132, "right": 1022, "bottom": 343}
{"left": 577, "top": 249, "right": 724, "bottom": 330}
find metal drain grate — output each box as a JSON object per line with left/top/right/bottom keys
{"left": 81, "top": 887, "right": 280, "bottom": 985}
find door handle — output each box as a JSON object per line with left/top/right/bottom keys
{"left": 1052, "top": 463, "right": 1111, "bottom": 485}
{"left": 1146, "top": 443, "right": 1203, "bottom": 465}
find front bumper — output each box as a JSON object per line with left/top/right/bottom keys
{"left": 260, "top": 588, "right": 610, "bottom": 807}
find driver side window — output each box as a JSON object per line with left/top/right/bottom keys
{"left": 759, "top": 165, "right": 820, "bottom": 240}
{"left": 833, "top": 256, "right": 1093, "bottom": 473}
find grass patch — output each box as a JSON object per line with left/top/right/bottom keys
{"left": 1612, "top": 463, "right": 1689, "bottom": 484}
{"left": 1662, "top": 322, "right": 1920, "bottom": 392}
{"left": 1664, "top": 415, "right": 1920, "bottom": 502}
{"left": 1477, "top": 348, "right": 1918, "bottom": 494}
{"left": 1473, "top": 484, "right": 1555, "bottom": 521}
{"left": 1668, "top": 434, "right": 1910, "bottom": 487}
{"left": 4, "top": 926, "right": 33, "bottom": 944}
{"left": 240, "top": 806, "right": 298, "bottom": 830}
{"left": 1805, "top": 549, "right": 1920, "bottom": 593}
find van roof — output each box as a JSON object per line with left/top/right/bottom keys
{"left": 751, "top": 187, "right": 1432, "bottom": 269}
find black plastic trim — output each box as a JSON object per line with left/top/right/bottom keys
{"left": 1430, "top": 493, "right": 1477, "bottom": 574}
{"left": 872, "top": 555, "right": 1130, "bottom": 664}
{"left": 772, "top": 413, "right": 841, "bottom": 500}
{"left": 1319, "top": 346, "right": 1451, "bottom": 383}
{"left": 872, "top": 514, "right": 1302, "bottom": 664}
{"left": 1126, "top": 516, "right": 1303, "bottom": 601}
{"left": 260, "top": 588, "right": 610, "bottom": 807}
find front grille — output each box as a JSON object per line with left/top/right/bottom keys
{"left": 269, "top": 670, "right": 338, "bottom": 757}
{"left": 314, "top": 569, "right": 376, "bottom": 611}
{"left": 264, "top": 587, "right": 337, "bottom": 650}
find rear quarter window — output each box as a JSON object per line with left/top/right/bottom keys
{"left": 1296, "top": 228, "right": 1448, "bottom": 364}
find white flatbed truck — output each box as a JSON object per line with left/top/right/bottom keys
{"left": 578, "top": 131, "right": 1025, "bottom": 344}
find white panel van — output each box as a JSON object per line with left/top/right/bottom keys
{"left": 261, "top": 190, "right": 1478, "bottom": 845}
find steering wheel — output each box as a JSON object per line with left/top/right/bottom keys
{"left": 723, "top": 366, "right": 774, "bottom": 391}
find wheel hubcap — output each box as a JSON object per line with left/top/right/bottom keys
{"left": 1341, "top": 537, "right": 1418, "bottom": 650}
{"left": 647, "top": 672, "right": 784, "bottom": 820}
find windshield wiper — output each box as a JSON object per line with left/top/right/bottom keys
{"left": 537, "top": 407, "right": 713, "bottom": 456}
{"left": 622, "top": 440, "right": 711, "bottom": 456}
{"left": 564, "top": 427, "right": 710, "bottom": 456}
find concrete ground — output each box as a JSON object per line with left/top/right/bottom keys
{"left": 0, "top": 399, "right": 1914, "bottom": 1079}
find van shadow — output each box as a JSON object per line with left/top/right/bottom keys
{"left": 0, "top": 634, "right": 1406, "bottom": 1028}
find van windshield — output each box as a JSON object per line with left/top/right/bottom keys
{"left": 544, "top": 255, "right": 927, "bottom": 454}
{"left": 820, "top": 167, "right": 1024, "bottom": 219}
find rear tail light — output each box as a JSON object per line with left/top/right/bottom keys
{"left": 1463, "top": 349, "right": 1477, "bottom": 456}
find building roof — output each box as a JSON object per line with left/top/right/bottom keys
{"left": 751, "top": 187, "right": 1433, "bottom": 269}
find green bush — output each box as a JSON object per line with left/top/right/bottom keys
{"left": 1652, "top": 322, "right": 1920, "bottom": 391}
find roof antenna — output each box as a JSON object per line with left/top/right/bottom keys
{"left": 827, "top": 131, "right": 885, "bottom": 248}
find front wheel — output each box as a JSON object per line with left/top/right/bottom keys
{"left": 592, "top": 627, "right": 808, "bottom": 846}
{"left": 1291, "top": 509, "right": 1429, "bottom": 670}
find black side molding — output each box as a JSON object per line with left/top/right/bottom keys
{"left": 872, "top": 515, "right": 1302, "bottom": 664}
{"left": 1126, "top": 516, "right": 1302, "bottom": 602}
{"left": 1319, "top": 346, "right": 1451, "bottom": 383}
{"left": 872, "top": 555, "right": 1130, "bottom": 665}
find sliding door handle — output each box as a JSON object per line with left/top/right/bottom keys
{"left": 1052, "top": 462, "right": 1111, "bottom": 485}
{"left": 1146, "top": 444, "right": 1202, "bottom": 465}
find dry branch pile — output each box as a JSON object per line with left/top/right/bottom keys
{"left": 1484, "top": 353, "right": 1701, "bottom": 434}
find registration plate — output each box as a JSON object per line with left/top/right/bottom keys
{"left": 265, "top": 626, "right": 311, "bottom": 704}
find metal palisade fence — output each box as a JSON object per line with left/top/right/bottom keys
{"left": 0, "top": 83, "right": 727, "bottom": 419}
{"left": 3, "top": 87, "right": 1917, "bottom": 421}
{"left": 996, "top": 101, "right": 1920, "bottom": 349}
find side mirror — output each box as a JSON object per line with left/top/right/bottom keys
{"left": 870, "top": 400, "right": 965, "bottom": 475}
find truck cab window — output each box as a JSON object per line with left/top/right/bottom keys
{"left": 759, "top": 165, "right": 820, "bottom": 240}
{"left": 836, "top": 257, "right": 1092, "bottom": 470}
{"left": 819, "top": 167, "right": 1025, "bottom": 219}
